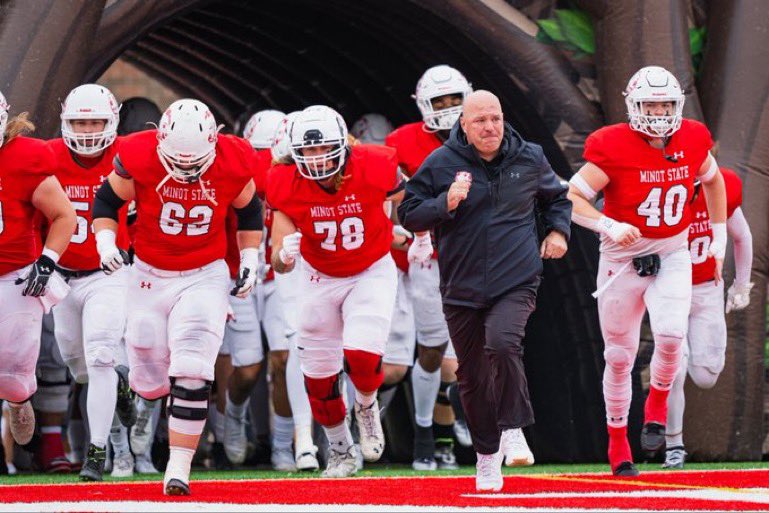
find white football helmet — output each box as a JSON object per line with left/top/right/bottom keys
{"left": 270, "top": 111, "right": 301, "bottom": 163}
{"left": 60, "top": 84, "right": 120, "bottom": 156}
{"left": 0, "top": 91, "right": 8, "bottom": 148}
{"left": 243, "top": 109, "right": 285, "bottom": 149}
{"left": 290, "top": 105, "right": 349, "bottom": 180}
{"left": 624, "top": 66, "right": 685, "bottom": 138}
{"left": 351, "top": 113, "right": 394, "bottom": 144}
{"left": 414, "top": 65, "right": 472, "bottom": 131}
{"left": 156, "top": 99, "right": 219, "bottom": 183}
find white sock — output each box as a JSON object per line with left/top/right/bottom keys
{"left": 666, "top": 351, "right": 688, "bottom": 448}
{"left": 225, "top": 393, "right": 248, "bottom": 419}
{"left": 86, "top": 366, "right": 118, "bottom": 448}
{"left": 411, "top": 360, "right": 440, "bottom": 428}
{"left": 286, "top": 347, "right": 313, "bottom": 428}
{"left": 110, "top": 414, "right": 130, "bottom": 457}
{"left": 295, "top": 424, "right": 314, "bottom": 453}
{"left": 355, "top": 390, "right": 376, "bottom": 408}
{"left": 272, "top": 415, "right": 294, "bottom": 450}
{"left": 323, "top": 422, "right": 352, "bottom": 453}
{"left": 165, "top": 446, "right": 194, "bottom": 483}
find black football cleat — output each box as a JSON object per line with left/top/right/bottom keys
{"left": 613, "top": 461, "right": 640, "bottom": 477}
{"left": 164, "top": 478, "right": 191, "bottom": 496}
{"left": 115, "top": 365, "right": 137, "bottom": 428}
{"left": 641, "top": 422, "right": 666, "bottom": 453}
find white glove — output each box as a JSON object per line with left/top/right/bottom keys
{"left": 95, "top": 230, "right": 127, "bottom": 275}
{"left": 597, "top": 216, "right": 639, "bottom": 244}
{"left": 279, "top": 232, "right": 302, "bottom": 265}
{"left": 231, "top": 248, "right": 259, "bottom": 298}
{"left": 408, "top": 232, "right": 433, "bottom": 264}
{"left": 726, "top": 281, "right": 753, "bottom": 313}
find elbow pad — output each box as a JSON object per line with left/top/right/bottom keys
{"left": 93, "top": 180, "right": 127, "bottom": 221}
{"left": 234, "top": 195, "right": 263, "bottom": 231}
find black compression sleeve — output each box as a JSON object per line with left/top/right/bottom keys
{"left": 234, "top": 194, "right": 263, "bottom": 230}
{"left": 93, "top": 180, "right": 128, "bottom": 221}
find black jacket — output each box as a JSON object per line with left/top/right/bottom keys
{"left": 398, "top": 122, "right": 572, "bottom": 307}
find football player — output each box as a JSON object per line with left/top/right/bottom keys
{"left": 268, "top": 105, "right": 403, "bottom": 477}
{"left": 0, "top": 91, "right": 76, "bottom": 448}
{"left": 385, "top": 66, "right": 483, "bottom": 470}
{"left": 92, "top": 99, "right": 263, "bottom": 495}
{"left": 568, "top": 66, "right": 727, "bottom": 476}
{"left": 663, "top": 165, "right": 753, "bottom": 468}
{"left": 48, "top": 84, "right": 138, "bottom": 481}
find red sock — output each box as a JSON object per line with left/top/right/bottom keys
{"left": 644, "top": 385, "right": 669, "bottom": 425}
{"left": 39, "top": 427, "right": 66, "bottom": 468}
{"left": 607, "top": 425, "right": 633, "bottom": 472}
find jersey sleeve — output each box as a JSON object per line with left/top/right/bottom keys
{"left": 722, "top": 167, "right": 743, "bottom": 217}
{"left": 688, "top": 120, "right": 715, "bottom": 157}
{"left": 583, "top": 129, "right": 611, "bottom": 171}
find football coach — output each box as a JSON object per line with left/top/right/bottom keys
{"left": 398, "top": 90, "right": 572, "bottom": 479}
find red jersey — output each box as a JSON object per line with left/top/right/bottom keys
{"left": 267, "top": 145, "right": 398, "bottom": 277}
{"left": 385, "top": 121, "right": 442, "bottom": 177}
{"left": 0, "top": 137, "right": 57, "bottom": 276}
{"left": 689, "top": 168, "right": 742, "bottom": 285}
{"left": 224, "top": 149, "right": 272, "bottom": 280}
{"left": 49, "top": 138, "right": 130, "bottom": 270}
{"left": 116, "top": 130, "right": 256, "bottom": 271}
{"left": 585, "top": 119, "right": 713, "bottom": 238}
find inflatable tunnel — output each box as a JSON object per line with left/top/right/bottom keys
{"left": 0, "top": 0, "right": 765, "bottom": 462}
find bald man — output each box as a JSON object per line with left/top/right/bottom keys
{"left": 398, "top": 90, "right": 572, "bottom": 492}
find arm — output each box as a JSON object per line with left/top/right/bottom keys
{"left": 270, "top": 210, "right": 299, "bottom": 274}
{"left": 698, "top": 155, "right": 727, "bottom": 283}
{"left": 31, "top": 176, "right": 76, "bottom": 259}
{"left": 397, "top": 164, "right": 454, "bottom": 233}
{"left": 231, "top": 180, "right": 264, "bottom": 297}
{"left": 92, "top": 172, "right": 135, "bottom": 273}
{"left": 567, "top": 163, "right": 641, "bottom": 247}
{"left": 725, "top": 207, "right": 754, "bottom": 313}
{"left": 535, "top": 157, "right": 572, "bottom": 242}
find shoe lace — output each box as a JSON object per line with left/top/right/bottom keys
{"left": 478, "top": 454, "right": 497, "bottom": 476}
{"left": 666, "top": 448, "right": 686, "bottom": 465}
{"left": 358, "top": 403, "right": 376, "bottom": 438}
{"left": 507, "top": 430, "right": 527, "bottom": 451}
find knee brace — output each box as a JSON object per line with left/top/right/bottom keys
{"left": 304, "top": 372, "right": 346, "bottom": 427}
{"left": 168, "top": 378, "right": 211, "bottom": 421}
{"left": 343, "top": 349, "right": 384, "bottom": 393}
{"left": 437, "top": 381, "right": 452, "bottom": 406}
{"left": 32, "top": 366, "right": 70, "bottom": 412}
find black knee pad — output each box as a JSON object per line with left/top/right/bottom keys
{"left": 168, "top": 378, "right": 211, "bottom": 421}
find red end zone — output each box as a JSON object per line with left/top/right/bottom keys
{"left": 2, "top": 469, "right": 768, "bottom": 511}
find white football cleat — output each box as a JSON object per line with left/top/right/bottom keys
{"left": 354, "top": 400, "right": 384, "bottom": 462}
{"left": 295, "top": 443, "right": 320, "bottom": 471}
{"left": 130, "top": 398, "right": 156, "bottom": 456}
{"left": 271, "top": 446, "right": 297, "bottom": 472}
{"left": 110, "top": 452, "right": 134, "bottom": 478}
{"left": 134, "top": 453, "right": 159, "bottom": 474}
{"left": 322, "top": 446, "right": 358, "bottom": 478}
{"left": 453, "top": 419, "right": 473, "bottom": 448}
{"left": 475, "top": 451, "right": 503, "bottom": 492}
{"left": 500, "top": 428, "right": 534, "bottom": 467}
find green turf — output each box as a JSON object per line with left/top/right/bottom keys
{"left": 0, "top": 461, "right": 767, "bottom": 485}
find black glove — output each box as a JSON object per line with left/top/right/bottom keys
{"left": 633, "top": 254, "right": 661, "bottom": 277}
{"left": 15, "top": 254, "right": 56, "bottom": 297}
{"left": 101, "top": 248, "right": 131, "bottom": 275}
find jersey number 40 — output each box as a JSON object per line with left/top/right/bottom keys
{"left": 636, "top": 185, "right": 688, "bottom": 227}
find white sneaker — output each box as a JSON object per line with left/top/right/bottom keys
{"left": 111, "top": 452, "right": 134, "bottom": 478}
{"left": 353, "top": 443, "right": 364, "bottom": 471}
{"left": 134, "top": 453, "right": 159, "bottom": 474}
{"left": 322, "top": 446, "right": 358, "bottom": 478}
{"left": 295, "top": 443, "right": 320, "bottom": 471}
{"left": 453, "top": 419, "right": 473, "bottom": 448}
{"left": 475, "top": 451, "right": 503, "bottom": 492}
{"left": 662, "top": 446, "right": 686, "bottom": 469}
{"left": 223, "top": 410, "right": 248, "bottom": 465}
{"left": 271, "top": 446, "right": 297, "bottom": 472}
{"left": 354, "top": 400, "right": 384, "bottom": 462}
{"left": 8, "top": 401, "right": 34, "bottom": 445}
{"left": 130, "top": 399, "right": 155, "bottom": 456}
{"left": 500, "top": 428, "right": 534, "bottom": 467}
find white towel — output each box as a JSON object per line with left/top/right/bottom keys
{"left": 39, "top": 272, "right": 71, "bottom": 313}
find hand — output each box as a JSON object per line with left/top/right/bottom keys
{"left": 408, "top": 232, "right": 433, "bottom": 264}
{"left": 226, "top": 304, "right": 236, "bottom": 322}
{"left": 598, "top": 216, "right": 641, "bottom": 247}
{"left": 726, "top": 281, "right": 754, "bottom": 313}
{"left": 96, "top": 230, "right": 128, "bottom": 275}
{"left": 279, "top": 232, "right": 302, "bottom": 265}
{"left": 540, "top": 231, "right": 567, "bottom": 259}
{"left": 15, "top": 254, "right": 56, "bottom": 297}
{"left": 231, "top": 247, "right": 259, "bottom": 298}
{"left": 707, "top": 240, "right": 726, "bottom": 286}
{"left": 447, "top": 180, "right": 471, "bottom": 212}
